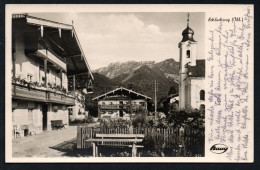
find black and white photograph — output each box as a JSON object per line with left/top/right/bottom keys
{"left": 10, "top": 11, "right": 205, "bottom": 158}
{"left": 5, "top": 4, "right": 253, "bottom": 163}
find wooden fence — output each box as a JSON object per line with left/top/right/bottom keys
{"left": 77, "top": 126, "right": 204, "bottom": 156}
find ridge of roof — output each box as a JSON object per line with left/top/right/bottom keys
{"left": 92, "top": 87, "right": 152, "bottom": 101}
{"left": 12, "top": 14, "right": 73, "bottom": 29}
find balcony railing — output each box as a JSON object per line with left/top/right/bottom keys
{"left": 35, "top": 49, "right": 67, "bottom": 71}
{"left": 98, "top": 104, "right": 121, "bottom": 110}
{"left": 12, "top": 84, "right": 75, "bottom": 105}
{"left": 98, "top": 104, "right": 146, "bottom": 111}
{"left": 48, "top": 91, "right": 75, "bottom": 105}
{"left": 12, "top": 84, "right": 46, "bottom": 102}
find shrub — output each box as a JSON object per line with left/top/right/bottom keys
{"left": 100, "top": 118, "right": 132, "bottom": 129}
{"left": 85, "top": 116, "right": 95, "bottom": 123}
{"left": 132, "top": 114, "right": 147, "bottom": 127}
{"left": 70, "top": 118, "right": 84, "bottom": 124}
{"left": 70, "top": 116, "right": 95, "bottom": 125}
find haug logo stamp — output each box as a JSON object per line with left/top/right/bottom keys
{"left": 210, "top": 144, "right": 229, "bottom": 154}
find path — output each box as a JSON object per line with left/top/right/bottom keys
{"left": 12, "top": 126, "right": 78, "bottom": 157}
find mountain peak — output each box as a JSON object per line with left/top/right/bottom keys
{"left": 94, "top": 60, "right": 156, "bottom": 79}
{"left": 92, "top": 58, "right": 179, "bottom": 102}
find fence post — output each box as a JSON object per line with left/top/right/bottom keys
{"left": 132, "top": 143, "right": 137, "bottom": 157}
{"left": 76, "top": 126, "right": 82, "bottom": 149}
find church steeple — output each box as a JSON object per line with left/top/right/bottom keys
{"left": 178, "top": 12, "right": 198, "bottom": 109}
{"left": 181, "top": 13, "right": 196, "bottom": 42}
{"left": 187, "top": 12, "right": 189, "bottom": 27}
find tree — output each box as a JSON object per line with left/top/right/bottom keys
{"left": 168, "top": 85, "right": 177, "bottom": 95}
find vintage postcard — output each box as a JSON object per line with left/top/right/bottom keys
{"left": 5, "top": 4, "right": 254, "bottom": 163}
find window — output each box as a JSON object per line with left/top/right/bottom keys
{"left": 28, "top": 109, "right": 33, "bottom": 121}
{"left": 27, "top": 74, "right": 33, "bottom": 82}
{"left": 78, "top": 110, "right": 81, "bottom": 115}
{"left": 186, "top": 50, "right": 190, "bottom": 58}
{"left": 40, "top": 66, "right": 49, "bottom": 73}
{"left": 68, "top": 108, "right": 73, "bottom": 115}
{"left": 200, "top": 90, "right": 205, "bottom": 100}
{"left": 42, "top": 77, "right": 45, "bottom": 83}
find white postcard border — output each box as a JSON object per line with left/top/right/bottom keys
{"left": 5, "top": 4, "right": 254, "bottom": 163}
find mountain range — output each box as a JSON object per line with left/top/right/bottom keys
{"left": 90, "top": 58, "right": 180, "bottom": 101}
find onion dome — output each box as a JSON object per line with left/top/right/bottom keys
{"left": 181, "top": 13, "right": 196, "bottom": 42}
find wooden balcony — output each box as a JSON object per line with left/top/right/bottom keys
{"left": 98, "top": 104, "right": 121, "bottom": 110}
{"left": 12, "top": 84, "right": 46, "bottom": 102}
{"left": 48, "top": 92, "right": 75, "bottom": 105}
{"left": 98, "top": 104, "right": 146, "bottom": 111}
{"left": 12, "top": 84, "right": 75, "bottom": 105}
{"left": 35, "top": 49, "right": 67, "bottom": 71}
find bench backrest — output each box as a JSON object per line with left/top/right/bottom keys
{"left": 96, "top": 134, "right": 144, "bottom": 138}
{"left": 51, "top": 120, "right": 63, "bottom": 125}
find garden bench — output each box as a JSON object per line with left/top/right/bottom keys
{"left": 86, "top": 134, "right": 145, "bottom": 157}
{"left": 51, "top": 120, "right": 65, "bottom": 130}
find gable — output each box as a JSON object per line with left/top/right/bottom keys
{"left": 92, "top": 87, "right": 152, "bottom": 101}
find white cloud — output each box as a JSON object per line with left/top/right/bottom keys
{"left": 72, "top": 13, "right": 180, "bottom": 69}
{"left": 29, "top": 12, "right": 205, "bottom": 70}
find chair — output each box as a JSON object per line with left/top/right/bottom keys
{"left": 13, "top": 124, "right": 24, "bottom": 138}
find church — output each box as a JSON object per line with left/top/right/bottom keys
{"left": 178, "top": 14, "right": 205, "bottom": 111}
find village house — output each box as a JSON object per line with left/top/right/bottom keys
{"left": 178, "top": 14, "right": 205, "bottom": 110}
{"left": 160, "top": 93, "right": 179, "bottom": 112}
{"left": 92, "top": 87, "right": 152, "bottom": 120}
{"left": 11, "top": 14, "right": 93, "bottom": 137}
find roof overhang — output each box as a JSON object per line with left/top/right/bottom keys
{"left": 12, "top": 14, "right": 94, "bottom": 80}
{"left": 92, "top": 87, "right": 152, "bottom": 101}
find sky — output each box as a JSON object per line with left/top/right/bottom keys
{"left": 29, "top": 12, "right": 205, "bottom": 70}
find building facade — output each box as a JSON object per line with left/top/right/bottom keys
{"left": 12, "top": 14, "right": 93, "bottom": 136}
{"left": 92, "top": 87, "right": 151, "bottom": 120}
{"left": 178, "top": 14, "right": 205, "bottom": 110}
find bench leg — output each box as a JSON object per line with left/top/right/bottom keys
{"left": 95, "top": 145, "right": 98, "bottom": 157}
{"left": 93, "top": 142, "right": 96, "bottom": 157}
{"left": 93, "top": 142, "right": 99, "bottom": 157}
{"left": 132, "top": 143, "right": 137, "bottom": 157}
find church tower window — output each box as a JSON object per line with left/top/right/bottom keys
{"left": 186, "top": 50, "right": 190, "bottom": 58}
{"left": 200, "top": 90, "right": 205, "bottom": 100}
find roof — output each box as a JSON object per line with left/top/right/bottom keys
{"left": 92, "top": 87, "right": 152, "bottom": 101}
{"left": 181, "top": 26, "right": 196, "bottom": 42}
{"left": 12, "top": 14, "right": 94, "bottom": 80}
{"left": 161, "top": 93, "right": 179, "bottom": 103}
{"left": 182, "top": 26, "right": 194, "bottom": 35}
{"left": 188, "top": 60, "right": 205, "bottom": 77}
{"left": 166, "top": 93, "right": 179, "bottom": 99}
